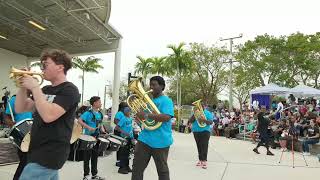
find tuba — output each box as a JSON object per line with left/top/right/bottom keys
{"left": 9, "top": 67, "right": 44, "bottom": 87}
{"left": 192, "top": 99, "right": 207, "bottom": 128}
{"left": 127, "top": 78, "right": 162, "bottom": 131}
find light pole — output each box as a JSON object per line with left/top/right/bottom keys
{"left": 127, "top": 72, "right": 138, "bottom": 96}
{"left": 220, "top": 33, "right": 243, "bottom": 112}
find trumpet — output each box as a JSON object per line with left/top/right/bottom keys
{"left": 9, "top": 67, "right": 44, "bottom": 87}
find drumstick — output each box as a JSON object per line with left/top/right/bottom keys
{"left": 7, "top": 96, "right": 15, "bottom": 123}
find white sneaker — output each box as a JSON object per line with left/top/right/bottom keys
{"left": 302, "top": 152, "right": 311, "bottom": 156}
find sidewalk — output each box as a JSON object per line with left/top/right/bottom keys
{"left": 0, "top": 132, "right": 319, "bottom": 180}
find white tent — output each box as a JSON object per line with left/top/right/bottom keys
{"left": 250, "top": 83, "right": 290, "bottom": 95}
{"left": 289, "top": 84, "right": 320, "bottom": 97}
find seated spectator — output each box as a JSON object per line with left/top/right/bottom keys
{"left": 301, "top": 119, "right": 320, "bottom": 156}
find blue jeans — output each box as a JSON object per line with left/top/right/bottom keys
{"left": 19, "top": 163, "right": 59, "bottom": 180}
{"left": 302, "top": 139, "right": 319, "bottom": 152}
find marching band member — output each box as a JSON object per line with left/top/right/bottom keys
{"left": 5, "top": 95, "right": 32, "bottom": 180}
{"left": 114, "top": 102, "right": 129, "bottom": 167}
{"left": 115, "top": 106, "right": 134, "bottom": 174}
{"left": 188, "top": 103, "right": 214, "bottom": 169}
{"left": 131, "top": 76, "right": 174, "bottom": 180}
{"left": 16, "top": 49, "right": 80, "bottom": 180}
{"left": 78, "top": 96, "right": 106, "bottom": 180}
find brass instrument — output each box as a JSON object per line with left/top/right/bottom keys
{"left": 127, "top": 79, "right": 162, "bottom": 131}
{"left": 9, "top": 67, "right": 44, "bottom": 87}
{"left": 192, "top": 99, "right": 207, "bottom": 128}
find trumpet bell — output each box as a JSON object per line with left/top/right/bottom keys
{"left": 9, "top": 67, "right": 44, "bottom": 87}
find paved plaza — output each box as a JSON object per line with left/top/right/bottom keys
{"left": 0, "top": 132, "right": 319, "bottom": 180}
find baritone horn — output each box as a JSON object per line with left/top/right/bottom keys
{"left": 192, "top": 99, "right": 207, "bottom": 128}
{"left": 127, "top": 78, "right": 162, "bottom": 131}
{"left": 9, "top": 67, "right": 44, "bottom": 87}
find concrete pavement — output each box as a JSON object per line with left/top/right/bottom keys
{"left": 0, "top": 132, "right": 319, "bottom": 180}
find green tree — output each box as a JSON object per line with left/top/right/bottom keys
{"left": 72, "top": 56, "right": 103, "bottom": 105}
{"left": 149, "top": 56, "right": 167, "bottom": 76}
{"left": 188, "top": 43, "right": 229, "bottom": 105}
{"left": 166, "top": 43, "right": 193, "bottom": 122}
{"left": 134, "top": 56, "right": 152, "bottom": 82}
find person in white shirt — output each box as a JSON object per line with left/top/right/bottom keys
{"left": 276, "top": 101, "right": 284, "bottom": 120}
{"left": 252, "top": 100, "right": 259, "bottom": 110}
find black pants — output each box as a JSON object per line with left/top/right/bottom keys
{"left": 83, "top": 149, "right": 99, "bottom": 176}
{"left": 256, "top": 132, "right": 270, "bottom": 150}
{"left": 193, "top": 131, "right": 210, "bottom": 161}
{"left": 118, "top": 140, "right": 131, "bottom": 169}
{"left": 114, "top": 129, "right": 121, "bottom": 161}
{"left": 131, "top": 141, "right": 170, "bottom": 180}
{"left": 13, "top": 149, "right": 27, "bottom": 180}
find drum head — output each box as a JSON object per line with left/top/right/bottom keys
{"left": 98, "top": 137, "right": 110, "bottom": 143}
{"left": 110, "top": 134, "right": 126, "bottom": 141}
{"left": 79, "top": 134, "right": 97, "bottom": 142}
{"left": 108, "top": 137, "right": 121, "bottom": 144}
{"left": 20, "top": 132, "right": 31, "bottom": 152}
{"left": 70, "top": 119, "right": 83, "bottom": 144}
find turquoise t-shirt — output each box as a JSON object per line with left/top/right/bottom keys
{"left": 118, "top": 115, "right": 133, "bottom": 138}
{"left": 80, "top": 110, "right": 102, "bottom": 135}
{"left": 115, "top": 111, "right": 124, "bottom": 121}
{"left": 138, "top": 95, "right": 174, "bottom": 148}
{"left": 5, "top": 96, "right": 32, "bottom": 123}
{"left": 191, "top": 109, "right": 214, "bottom": 132}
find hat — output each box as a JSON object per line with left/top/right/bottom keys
{"left": 123, "top": 107, "right": 131, "bottom": 113}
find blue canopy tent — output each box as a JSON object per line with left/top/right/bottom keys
{"left": 250, "top": 83, "right": 290, "bottom": 110}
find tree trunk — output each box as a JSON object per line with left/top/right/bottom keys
{"left": 176, "top": 61, "right": 181, "bottom": 124}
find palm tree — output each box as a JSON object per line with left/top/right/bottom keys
{"left": 72, "top": 56, "right": 103, "bottom": 105}
{"left": 134, "top": 56, "right": 152, "bottom": 82}
{"left": 149, "top": 56, "right": 167, "bottom": 76}
{"left": 166, "top": 43, "right": 193, "bottom": 123}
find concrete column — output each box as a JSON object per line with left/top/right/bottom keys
{"left": 111, "top": 39, "right": 122, "bottom": 122}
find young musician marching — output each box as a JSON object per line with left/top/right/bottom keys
{"left": 78, "top": 96, "right": 106, "bottom": 180}
{"left": 114, "top": 102, "right": 129, "bottom": 167}
{"left": 188, "top": 103, "right": 214, "bottom": 169}
{"left": 132, "top": 76, "right": 174, "bottom": 180}
{"left": 115, "top": 106, "right": 134, "bottom": 174}
{"left": 16, "top": 49, "right": 80, "bottom": 180}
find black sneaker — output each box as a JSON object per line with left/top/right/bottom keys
{"left": 267, "top": 151, "right": 274, "bottom": 156}
{"left": 118, "top": 168, "right": 129, "bottom": 174}
{"left": 91, "top": 175, "right": 105, "bottom": 180}
{"left": 126, "top": 166, "right": 132, "bottom": 173}
{"left": 253, "top": 148, "right": 260, "bottom": 154}
{"left": 115, "top": 161, "right": 120, "bottom": 167}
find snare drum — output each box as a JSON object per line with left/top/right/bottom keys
{"left": 96, "top": 137, "right": 110, "bottom": 152}
{"left": 109, "top": 134, "right": 127, "bottom": 146}
{"left": 68, "top": 143, "right": 84, "bottom": 162}
{"left": 76, "top": 135, "right": 97, "bottom": 150}
{"left": 8, "top": 119, "right": 33, "bottom": 152}
{"left": 107, "top": 137, "right": 121, "bottom": 151}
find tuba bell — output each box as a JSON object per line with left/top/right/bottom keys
{"left": 192, "top": 99, "right": 207, "bottom": 128}
{"left": 9, "top": 67, "right": 44, "bottom": 87}
{"left": 127, "top": 78, "right": 162, "bottom": 131}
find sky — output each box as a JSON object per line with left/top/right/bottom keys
{"left": 65, "top": 0, "right": 320, "bottom": 107}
